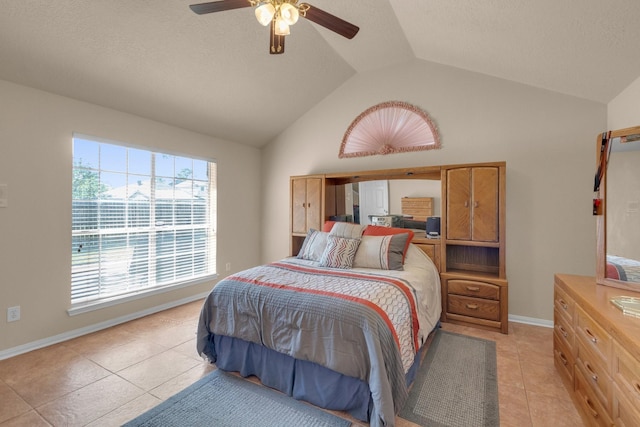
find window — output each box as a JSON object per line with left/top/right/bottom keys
{"left": 71, "top": 135, "right": 216, "bottom": 309}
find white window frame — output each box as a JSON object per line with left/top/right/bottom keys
{"left": 69, "top": 134, "right": 217, "bottom": 315}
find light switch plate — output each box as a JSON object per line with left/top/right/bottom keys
{"left": 0, "top": 184, "right": 7, "bottom": 208}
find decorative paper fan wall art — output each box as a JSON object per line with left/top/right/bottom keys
{"left": 339, "top": 101, "right": 441, "bottom": 158}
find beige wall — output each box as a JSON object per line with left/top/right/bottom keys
{"left": 0, "top": 80, "right": 262, "bottom": 353}
{"left": 261, "top": 59, "right": 606, "bottom": 322}
{"left": 608, "top": 75, "right": 640, "bottom": 130}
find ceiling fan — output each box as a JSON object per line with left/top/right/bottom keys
{"left": 189, "top": 0, "right": 359, "bottom": 55}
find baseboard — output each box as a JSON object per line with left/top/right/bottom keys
{"left": 0, "top": 292, "right": 210, "bottom": 361}
{"left": 508, "top": 314, "right": 553, "bottom": 328}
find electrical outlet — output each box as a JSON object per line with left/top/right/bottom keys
{"left": 7, "top": 306, "right": 20, "bottom": 322}
{"left": 225, "top": 262, "right": 231, "bottom": 272}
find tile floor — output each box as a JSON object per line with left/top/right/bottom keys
{"left": 0, "top": 300, "right": 584, "bottom": 426}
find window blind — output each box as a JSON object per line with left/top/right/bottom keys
{"left": 71, "top": 136, "right": 217, "bottom": 305}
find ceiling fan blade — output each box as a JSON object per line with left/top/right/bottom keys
{"left": 270, "top": 20, "right": 285, "bottom": 55}
{"left": 300, "top": 3, "right": 359, "bottom": 39}
{"left": 189, "top": 0, "right": 251, "bottom": 15}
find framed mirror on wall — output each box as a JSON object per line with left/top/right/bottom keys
{"left": 596, "top": 125, "right": 640, "bottom": 292}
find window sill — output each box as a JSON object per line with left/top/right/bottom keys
{"left": 67, "top": 274, "right": 218, "bottom": 316}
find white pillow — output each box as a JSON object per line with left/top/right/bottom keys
{"left": 297, "top": 229, "right": 329, "bottom": 261}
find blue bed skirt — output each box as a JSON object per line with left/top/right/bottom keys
{"left": 211, "top": 333, "right": 427, "bottom": 422}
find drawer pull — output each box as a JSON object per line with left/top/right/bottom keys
{"left": 559, "top": 299, "right": 568, "bottom": 310}
{"left": 466, "top": 286, "right": 481, "bottom": 292}
{"left": 584, "top": 327, "right": 598, "bottom": 344}
{"left": 584, "top": 361, "right": 598, "bottom": 382}
{"left": 558, "top": 325, "right": 568, "bottom": 338}
{"left": 465, "top": 303, "right": 479, "bottom": 310}
{"left": 583, "top": 396, "right": 599, "bottom": 419}
{"left": 558, "top": 351, "right": 568, "bottom": 366}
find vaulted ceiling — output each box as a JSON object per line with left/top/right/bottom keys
{"left": 2, "top": 0, "right": 639, "bottom": 147}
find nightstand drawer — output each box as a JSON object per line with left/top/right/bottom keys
{"left": 412, "top": 243, "right": 441, "bottom": 272}
{"left": 447, "top": 279, "right": 500, "bottom": 300}
{"left": 447, "top": 295, "right": 500, "bottom": 321}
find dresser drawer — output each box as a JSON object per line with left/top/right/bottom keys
{"left": 575, "top": 306, "right": 612, "bottom": 366}
{"left": 575, "top": 367, "right": 614, "bottom": 427}
{"left": 612, "top": 341, "right": 640, "bottom": 410}
{"left": 554, "top": 332, "right": 575, "bottom": 384}
{"left": 554, "top": 285, "right": 575, "bottom": 325}
{"left": 448, "top": 279, "right": 500, "bottom": 300}
{"left": 612, "top": 383, "right": 640, "bottom": 427}
{"left": 447, "top": 295, "right": 500, "bottom": 321}
{"left": 554, "top": 308, "right": 575, "bottom": 354}
{"left": 576, "top": 339, "right": 612, "bottom": 412}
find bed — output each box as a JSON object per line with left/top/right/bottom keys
{"left": 606, "top": 254, "right": 640, "bottom": 282}
{"left": 196, "top": 223, "right": 441, "bottom": 427}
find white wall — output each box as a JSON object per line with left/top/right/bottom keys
{"left": 261, "top": 59, "right": 606, "bottom": 322}
{"left": 0, "top": 80, "right": 262, "bottom": 353}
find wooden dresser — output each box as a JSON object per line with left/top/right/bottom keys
{"left": 554, "top": 274, "right": 640, "bottom": 426}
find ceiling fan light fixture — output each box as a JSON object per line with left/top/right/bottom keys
{"left": 280, "top": 3, "right": 299, "bottom": 25}
{"left": 274, "top": 17, "right": 290, "bottom": 35}
{"left": 255, "top": 3, "right": 276, "bottom": 26}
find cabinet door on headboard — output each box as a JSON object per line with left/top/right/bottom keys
{"left": 291, "top": 177, "right": 323, "bottom": 235}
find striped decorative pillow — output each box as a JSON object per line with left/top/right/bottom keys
{"left": 297, "top": 229, "right": 329, "bottom": 261}
{"left": 353, "top": 233, "right": 409, "bottom": 270}
{"left": 319, "top": 235, "right": 361, "bottom": 269}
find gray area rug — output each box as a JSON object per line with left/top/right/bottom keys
{"left": 400, "top": 329, "right": 499, "bottom": 427}
{"left": 123, "top": 369, "right": 351, "bottom": 427}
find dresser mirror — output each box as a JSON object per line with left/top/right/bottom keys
{"left": 596, "top": 125, "right": 640, "bottom": 292}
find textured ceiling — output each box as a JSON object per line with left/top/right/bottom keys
{"left": 1, "top": 0, "right": 639, "bottom": 147}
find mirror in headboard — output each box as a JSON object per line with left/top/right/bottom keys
{"left": 324, "top": 166, "right": 442, "bottom": 228}
{"left": 596, "top": 125, "right": 640, "bottom": 292}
